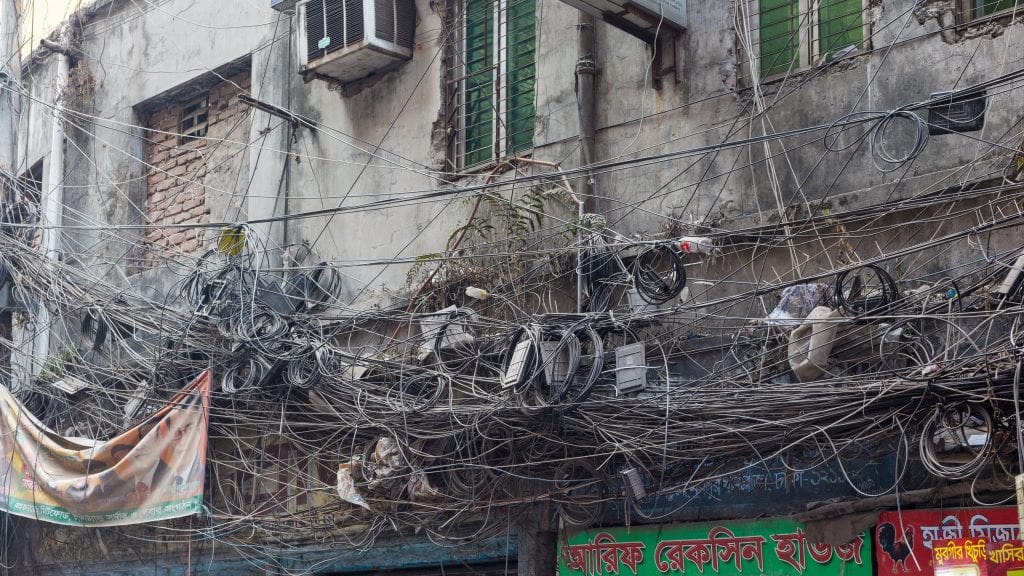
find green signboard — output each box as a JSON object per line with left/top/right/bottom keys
{"left": 558, "top": 518, "right": 871, "bottom": 576}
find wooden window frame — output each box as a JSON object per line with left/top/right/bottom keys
{"left": 956, "top": 0, "right": 1021, "bottom": 26}
{"left": 178, "top": 94, "right": 210, "bottom": 145}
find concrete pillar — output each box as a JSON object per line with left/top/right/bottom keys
{"left": 0, "top": 0, "right": 21, "bottom": 176}
{"left": 517, "top": 507, "right": 558, "bottom": 576}
{"left": 246, "top": 17, "right": 293, "bottom": 270}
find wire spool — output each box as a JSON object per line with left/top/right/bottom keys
{"left": 234, "top": 306, "right": 290, "bottom": 355}
{"left": 552, "top": 459, "right": 606, "bottom": 528}
{"left": 80, "top": 307, "right": 110, "bottom": 352}
{"left": 385, "top": 373, "right": 448, "bottom": 412}
{"left": 478, "top": 423, "right": 520, "bottom": 483}
{"left": 870, "top": 109, "right": 929, "bottom": 172}
{"left": 518, "top": 430, "right": 566, "bottom": 479}
{"left": 287, "top": 262, "right": 341, "bottom": 313}
{"left": 443, "top": 434, "right": 489, "bottom": 499}
{"left": 428, "top": 307, "right": 479, "bottom": 375}
{"left": 834, "top": 264, "right": 899, "bottom": 318}
{"left": 632, "top": 244, "right": 687, "bottom": 305}
{"left": 532, "top": 322, "right": 605, "bottom": 410}
{"left": 284, "top": 350, "right": 321, "bottom": 390}
{"left": 556, "top": 323, "right": 604, "bottom": 405}
{"left": 880, "top": 316, "right": 984, "bottom": 381}
{"left": 919, "top": 402, "right": 997, "bottom": 480}
{"left": 221, "top": 356, "right": 270, "bottom": 395}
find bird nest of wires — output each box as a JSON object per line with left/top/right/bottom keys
{"left": 2, "top": 209, "right": 1024, "bottom": 551}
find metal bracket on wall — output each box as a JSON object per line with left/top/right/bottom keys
{"left": 238, "top": 94, "right": 318, "bottom": 130}
{"left": 650, "top": 32, "right": 682, "bottom": 90}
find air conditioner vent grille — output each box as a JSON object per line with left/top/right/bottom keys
{"left": 299, "top": 0, "right": 415, "bottom": 84}
{"left": 375, "top": 0, "right": 395, "bottom": 43}
{"left": 306, "top": 0, "right": 365, "bottom": 62}
{"left": 395, "top": 0, "right": 415, "bottom": 49}
{"left": 372, "top": 0, "right": 415, "bottom": 49}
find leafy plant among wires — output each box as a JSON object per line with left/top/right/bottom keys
{"left": 406, "top": 185, "right": 552, "bottom": 293}
{"left": 457, "top": 186, "right": 548, "bottom": 255}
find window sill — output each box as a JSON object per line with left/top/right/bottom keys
{"left": 740, "top": 48, "right": 867, "bottom": 91}
{"left": 956, "top": 9, "right": 1022, "bottom": 31}
{"left": 176, "top": 136, "right": 208, "bottom": 149}
{"left": 445, "top": 151, "right": 535, "bottom": 183}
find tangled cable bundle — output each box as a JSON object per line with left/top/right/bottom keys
{"left": 1, "top": 150, "right": 1024, "bottom": 561}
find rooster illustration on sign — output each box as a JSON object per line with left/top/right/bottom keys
{"left": 878, "top": 522, "right": 915, "bottom": 572}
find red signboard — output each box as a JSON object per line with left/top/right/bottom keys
{"left": 933, "top": 538, "right": 989, "bottom": 576}
{"left": 876, "top": 508, "right": 1020, "bottom": 576}
{"left": 987, "top": 540, "right": 1024, "bottom": 576}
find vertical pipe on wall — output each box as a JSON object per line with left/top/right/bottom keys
{"left": 576, "top": 13, "right": 597, "bottom": 213}
{"left": 576, "top": 13, "right": 597, "bottom": 313}
{"left": 33, "top": 31, "right": 71, "bottom": 376}
{"left": 0, "top": 0, "right": 21, "bottom": 182}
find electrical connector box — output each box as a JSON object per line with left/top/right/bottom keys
{"left": 620, "top": 467, "right": 647, "bottom": 500}
{"left": 539, "top": 341, "right": 572, "bottom": 386}
{"left": 614, "top": 342, "right": 646, "bottom": 395}
{"left": 195, "top": 278, "right": 229, "bottom": 318}
{"left": 627, "top": 288, "right": 660, "bottom": 314}
{"left": 420, "top": 306, "right": 475, "bottom": 351}
{"left": 50, "top": 375, "right": 90, "bottom": 395}
{"left": 928, "top": 90, "right": 986, "bottom": 135}
{"left": 502, "top": 340, "right": 533, "bottom": 389}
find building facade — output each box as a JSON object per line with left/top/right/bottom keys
{"left": 0, "top": 0, "right": 1022, "bottom": 573}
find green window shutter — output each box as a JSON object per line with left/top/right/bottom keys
{"left": 759, "top": 0, "right": 799, "bottom": 78}
{"left": 980, "top": 0, "right": 1017, "bottom": 16}
{"left": 463, "top": 0, "right": 495, "bottom": 167}
{"left": 506, "top": 0, "right": 536, "bottom": 155}
{"left": 819, "top": 0, "right": 863, "bottom": 59}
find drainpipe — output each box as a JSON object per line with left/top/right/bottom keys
{"left": 0, "top": 0, "right": 20, "bottom": 181}
{"left": 575, "top": 13, "right": 597, "bottom": 313}
{"left": 576, "top": 13, "right": 597, "bottom": 213}
{"left": 33, "top": 31, "right": 71, "bottom": 376}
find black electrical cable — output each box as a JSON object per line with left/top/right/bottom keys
{"left": 632, "top": 244, "right": 687, "bottom": 305}
{"left": 833, "top": 264, "right": 899, "bottom": 318}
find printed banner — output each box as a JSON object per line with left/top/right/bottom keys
{"left": 933, "top": 538, "right": 990, "bottom": 576}
{"left": 558, "top": 518, "right": 870, "bottom": 576}
{"left": 877, "top": 508, "right": 1020, "bottom": 576}
{"left": 929, "top": 537, "right": 1024, "bottom": 576}
{"left": 0, "top": 370, "right": 211, "bottom": 526}
{"left": 986, "top": 539, "right": 1024, "bottom": 576}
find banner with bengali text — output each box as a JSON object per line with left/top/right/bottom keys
{"left": 558, "top": 518, "right": 870, "bottom": 576}
{"left": 877, "top": 508, "right": 1020, "bottom": 576}
{"left": 0, "top": 370, "right": 210, "bottom": 526}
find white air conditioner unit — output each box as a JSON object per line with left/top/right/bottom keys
{"left": 271, "top": 0, "right": 299, "bottom": 12}
{"left": 298, "top": 0, "right": 416, "bottom": 84}
{"left": 558, "top": 0, "right": 685, "bottom": 41}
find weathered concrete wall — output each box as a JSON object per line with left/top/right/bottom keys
{"left": 19, "top": 0, "right": 1023, "bottom": 306}
{"left": 10, "top": 2, "right": 1024, "bottom": 567}
{"left": 141, "top": 71, "right": 252, "bottom": 264}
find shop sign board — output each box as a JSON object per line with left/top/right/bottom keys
{"left": 986, "top": 539, "right": 1024, "bottom": 576}
{"left": 558, "top": 518, "right": 869, "bottom": 576}
{"left": 931, "top": 538, "right": 1024, "bottom": 576}
{"left": 877, "top": 508, "right": 1020, "bottom": 576}
{"left": 933, "top": 538, "right": 990, "bottom": 576}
